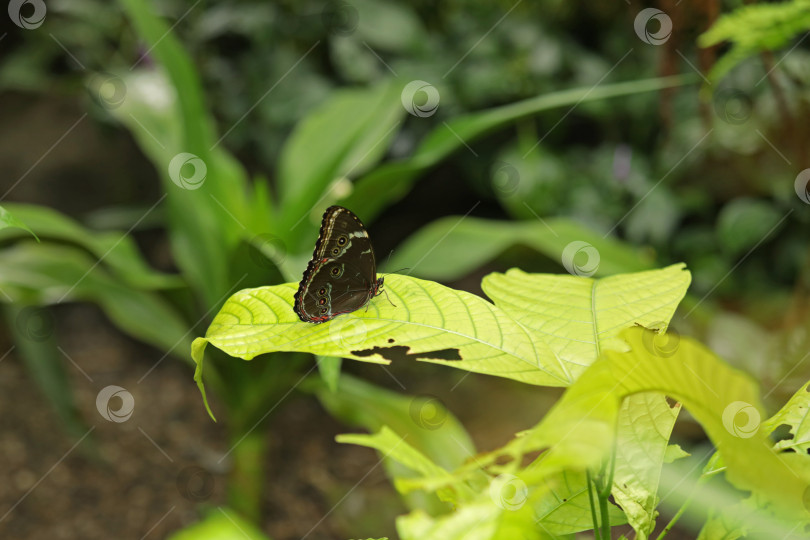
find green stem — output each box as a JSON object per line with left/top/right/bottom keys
{"left": 586, "top": 470, "right": 603, "bottom": 540}
{"left": 227, "top": 428, "right": 267, "bottom": 521}
{"left": 599, "top": 488, "right": 611, "bottom": 540}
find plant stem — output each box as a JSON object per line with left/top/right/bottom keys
{"left": 655, "top": 486, "right": 698, "bottom": 540}
{"left": 227, "top": 428, "right": 267, "bottom": 522}
{"left": 586, "top": 469, "right": 603, "bottom": 540}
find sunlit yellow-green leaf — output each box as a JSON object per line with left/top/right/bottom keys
{"left": 611, "top": 393, "right": 682, "bottom": 540}
{"left": 495, "top": 327, "right": 810, "bottom": 522}
{"left": 482, "top": 263, "right": 690, "bottom": 381}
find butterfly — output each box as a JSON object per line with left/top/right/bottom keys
{"left": 294, "top": 206, "right": 386, "bottom": 323}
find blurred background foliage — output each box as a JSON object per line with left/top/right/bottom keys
{"left": 2, "top": 0, "right": 810, "bottom": 538}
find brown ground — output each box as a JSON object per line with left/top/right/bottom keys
{"left": 0, "top": 302, "right": 573, "bottom": 540}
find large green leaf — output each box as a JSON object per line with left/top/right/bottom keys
{"left": 611, "top": 393, "right": 684, "bottom": 540}
{"left": 0, "top": 243, "right": 192, "bottom": 359}
{"left": 342, "top": 75, "right": 695, "bottom": 223}
{"left": 386, "top": 216, "right": 653, "bottom": 281}
{"left": 192, "top": 266, "right": 690, "bottom": 418}
{"left": 481, "top": 264, "right": 690, "bottom": 382}
{"left": 0, "top": 203, "right": 181, "bottom": 290}
{"left": 278, "top": 80, "right": 405, "bottom": 245}
{"left": 191, "top": 273, "right": 564, "bottom": 420}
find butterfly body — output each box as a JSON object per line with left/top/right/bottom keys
{"left": 294, "top": 206, "right": 384, "bottom": 323}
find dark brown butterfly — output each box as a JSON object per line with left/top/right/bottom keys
{"left": 293, "top": 206, "right": 384, "bottom": 323}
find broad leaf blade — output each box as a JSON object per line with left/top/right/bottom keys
{"left": 611, "top": 393, "right": 682, "bottom": 540}
{"left": 481, "top": 264, "right": 691, "bottom": 382}
{"left": 193, "top": 274, "right": 569, "bottom": 388}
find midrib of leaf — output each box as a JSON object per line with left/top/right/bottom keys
{"left": 591, "top": 278, "right": 601, "bottom": 360}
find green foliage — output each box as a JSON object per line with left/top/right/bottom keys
{"left": 386, "top": 216, "right": 653, "bottom": 282}
{"left": 191, "top": 265, "right": 691, "bottom": 416}
{"left": 0, "top": 205, "right": 39, "bottom": 241}
{"left": 166, "top": 508, "right": 271, "bottom": 540}
{"left": 699, "top": 0, "right": 810, "bottom": 82}
{"left": 349, "top": 328, "right": 810, "bottom": 539}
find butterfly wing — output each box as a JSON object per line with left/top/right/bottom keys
{"left": 294, "top": 206, "right": 378, "bottom": 323}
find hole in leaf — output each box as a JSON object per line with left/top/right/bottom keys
{"left": 351, "top": 345, "right": 462, "bottom": 362}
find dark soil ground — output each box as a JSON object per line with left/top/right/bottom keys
{"left": 0, "top": 303, "right": 569, "bottom": 540}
